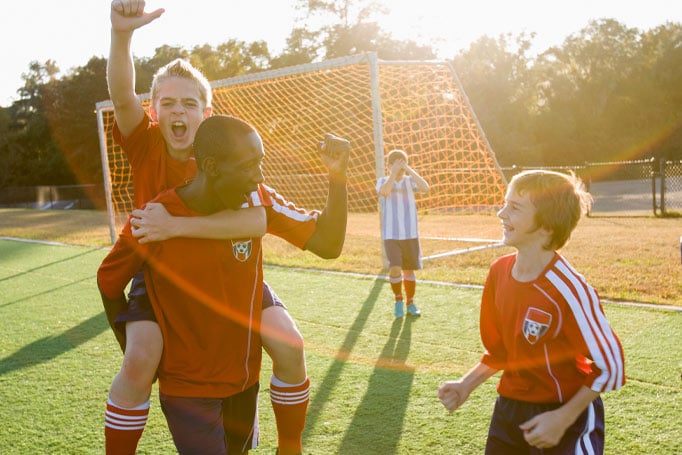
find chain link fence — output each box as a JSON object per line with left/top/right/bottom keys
{"left": 0, "top": 184, "right": 105, "bottom": 210}
{"left": 501, "top": 158, "right": 682, "bottom": 216}
{"left": 660, "top": 160, "right": 682, "bottom": 215}
{"left": 1, "top": 160, "right": 680, "bottom": 216}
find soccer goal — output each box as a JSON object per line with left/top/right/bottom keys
{"left": 96, "top": 52, "right": 507, "bottom": 249}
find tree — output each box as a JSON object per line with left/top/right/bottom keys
{"left": 532, "top": 19, "right": 643, "bottom": 164}
{"left": 451, "top": 33, "right": 538, "bottom": 166}
{"left": 285, "top": 0, "right": 435, "bottom": 61}
{"left": 0, "top": 60, "right": 73, "bottom": 188}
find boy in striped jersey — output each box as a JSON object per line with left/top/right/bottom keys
{"left": 376, "top": 149, "right": 430, "bottom": 318}
{"left": 438, "top": 170, "right": 625, "bottom": 454}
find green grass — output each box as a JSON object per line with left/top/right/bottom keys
{"left": 2, "top": 208, "right": 682, "bottom": 306}
{"left": 0, "top": 238, "right": 680, "bottom": 454}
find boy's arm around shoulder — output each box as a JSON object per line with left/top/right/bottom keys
{"left": 131, "top": 203, "right": 266, "bottom": 243}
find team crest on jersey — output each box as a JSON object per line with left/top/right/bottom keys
{"left": 231, "top": 239, "right": 252, "bottom": 262}
{"left": 523, "top": 307, "right": 552, "bottom": 344}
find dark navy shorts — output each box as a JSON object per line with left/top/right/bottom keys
{"left": 383, "top": 238, "right": 422, "bottom": 270}
{"left": 114, "top": 271, "right": 285, "bottom": 332}
{"left": 160, "top": 382, "right": 260, "bottom": 454}
{"left": 486, "top": 395, "right": 604, "bottom": 454}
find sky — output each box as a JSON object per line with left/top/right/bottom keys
{"left": 0, "top": 0, "right": 679, "bottom": 107}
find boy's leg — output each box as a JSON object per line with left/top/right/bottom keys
{"left": 485, "top": 396, "right": 605, "bottom": 455}
{"left": 384, "top": 240, "right": 405, "bottom": 317}
{"left": 105, "top": 271, "right": 162, "bottom": 455}
{"left": 402, "top": 239, "right": 422, "bottom": 316}
{"left": 485, "top": 396, "right": 533, "bottom": 454}
{"left": 160, "top": 394, "right": 227, "bottom": 455}
{"left": 552, "top": 397, "right": 604, "bottom": 454}
{"left": 223, "top": 382, "right": 261, "bottom": 455}
{"left": 105, "top": 321, "right": 162, "bottom": 454}
{"left": 261, "top": 283, "right": 309, "bottom": 455}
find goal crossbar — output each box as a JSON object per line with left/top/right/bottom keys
{"left": 96, "top": 52, "right": 507, "bottom": 247}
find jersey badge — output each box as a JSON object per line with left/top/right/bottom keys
{"left": 523, "top": 307, "right": 552, "bottom": 344}
{"left": 231, "top": 239, "right": 252, "bottom": 262}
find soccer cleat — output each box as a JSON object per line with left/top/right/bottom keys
{"left": 394, "top": 301, "right": 404, "bottom": 318}
{"left": 406, "top": 303, "right": 421, "bottom": 317}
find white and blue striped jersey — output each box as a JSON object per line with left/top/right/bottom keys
{"left": 376, "top": 175, "right": 422, "bottom": 240}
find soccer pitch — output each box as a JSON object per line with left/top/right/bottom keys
{"left": 0, "top": 238, "right": 680, "bottom": 454}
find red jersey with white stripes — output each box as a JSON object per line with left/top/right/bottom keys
{"left": 98, "top": 183, "right": 319, "bottom": 398}
{"left": 480, "top": 252, "right": 625, "bottom": 404}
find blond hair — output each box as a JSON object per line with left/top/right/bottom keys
{"left": 509, "top": 170, "right": 592, "bottom": 250}
{"left": 150, "top": 58, "right": 212, "bottom": 108}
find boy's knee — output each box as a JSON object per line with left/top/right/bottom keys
{"left": 388, "top": 266, "right": 402, "bottom": 278}
{"left": 121, "top": 347, "right": 160, "bottom": 384}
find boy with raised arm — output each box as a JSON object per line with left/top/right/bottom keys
{"left": 99, "top": 114, "right": 346, "bottom": 453}
{"left": 438, "top": 170, "right": 625, "bottom": 453}
{"left": 101, "top": 2, "right": 348, "bottom": 453}
{"left": 376, "top": 149, "right": 430, "bottom": 318}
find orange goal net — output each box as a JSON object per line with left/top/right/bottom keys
{"left": 96, "top": 52, "right": 506, "bottom": 244}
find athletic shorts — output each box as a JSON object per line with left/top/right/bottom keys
{"left": 383, "top": 238, "right": 422, "bottom": 270}
{"left": 160, "top": 382, "right": 260, "bottom": 455}
{"left": 114, "top": 271, "right": 285, "bottom": 331}
{"left": 485, "top": 395, "right": 604, "bottom": 454}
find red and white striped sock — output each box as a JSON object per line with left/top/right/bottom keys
{"left": 270, "top": 375, "right": 310, "bottom": 455}
{"left": 104, "top": 398, "right": 149, "bottom": 455}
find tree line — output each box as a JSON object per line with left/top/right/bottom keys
{"left": 0, "top": 0, "right": 680, "bottom": 188}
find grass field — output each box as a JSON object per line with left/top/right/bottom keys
{"left": 1, "top": 235, "right": 681, "bottom": 453}
{"left": 1, "top": 208, "right": 680, "bottom": 306}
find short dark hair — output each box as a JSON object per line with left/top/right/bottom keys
{"left": 193, "top": 115, "right": 256, "bottom": 166}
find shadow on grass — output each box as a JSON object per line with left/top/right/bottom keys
{"left": 0, "top": 312, "right": 109, "bottom": 377}
{"left": 304, "top": 275, "right": 385, "bottom": 443}
{"left": 304, "top": 275, "right": 417, "bottom": 452}
{"left": 338, "top": 315, "right": 416, "bottom": 453}
{"left": 0, "top": 239, "right": 102, "bottom": 280}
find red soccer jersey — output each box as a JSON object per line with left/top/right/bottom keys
{"left": 98, "top": 183, "right": 319, "bottom": 398}
{"left": 113, "top": 114, "right": 196, "bottom": 208}
{"left": 479, "top": 253, "right": 625, "bottom": 404}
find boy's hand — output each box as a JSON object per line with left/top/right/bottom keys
{"left": 130, "top": 202, "right": 174, "bottom": 243}
{"left": 437, "top": 381, "right": 469, "bottom": 413}
{"left": 389, "top": 158, "right": 406, "bottom": 175}
{"left": 111, "top": 0, "right": 164, "bottom": 32}
{"left": 519, "top": 410, "right": 567, "bottom": 449}
{"left": 318, "top": 133, "right": 350, "bottom": 181}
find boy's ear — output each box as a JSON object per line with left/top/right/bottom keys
{"left": 149, "top": 106, "right": 158, "bottom": 122}
{"left": 202, "top": 156, "right": 219, "bottom": 177}
{"left": 203, "top": 106, "right": 212, "bottom": 119}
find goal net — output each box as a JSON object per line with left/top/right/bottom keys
{"left": 96, "top": 52, "right": 506, "bottom": 245}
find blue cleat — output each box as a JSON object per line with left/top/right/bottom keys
{"left": 394, "top": 301, "right": 404, "bottom": 318}
{"left": 406, "top": 303, "right": 421, "bottom": 317}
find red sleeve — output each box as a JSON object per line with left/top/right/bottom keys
{"left": 113, "top": 114, "right": 154, "bottom": 170}
{"left": 479, "top": 257, "right": 508, "bottom": 371}
{"left": 261, "top": 185, "right": 318, "bottom": 249}
{"left": 548, "top": 259, "right": 626, "bottom": 393}
{"left": 97, "top": 218, "right": 147, "bottom": 299}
